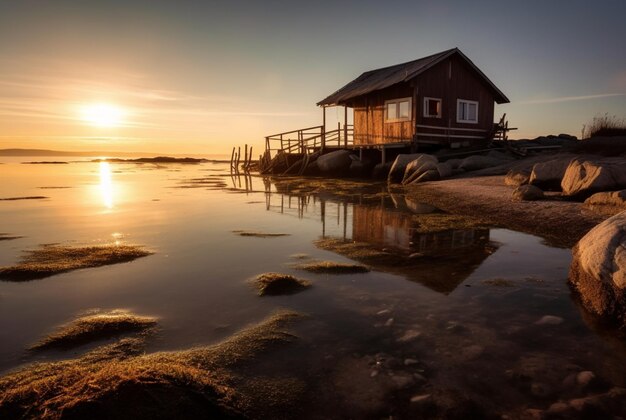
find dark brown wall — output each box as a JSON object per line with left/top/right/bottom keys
{"left": 349, "top": 54, "right": 498, "bottom": 146}
{"left": 414, "top": 55, "right": 495, "bottom": 139}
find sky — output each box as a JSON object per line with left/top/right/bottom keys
{"left": 1, "top": 0, "right": 625, "bottom": 156}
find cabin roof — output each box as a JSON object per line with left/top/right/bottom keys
{"left": 317, "top": 48, "right": 509, "bottom": 106}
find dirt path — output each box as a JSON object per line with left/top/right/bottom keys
{"left": 405, "top": 175, "right": 607, "bottom": 248}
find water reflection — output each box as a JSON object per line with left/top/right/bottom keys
{"left": 263, "top": 181, "right": 495, "bottom": 294}
{"left": 99, "top": 161, "right": 113, "bottom": 209}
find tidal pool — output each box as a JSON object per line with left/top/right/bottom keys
{"left": 0, "top": 157, "right": 624, "bottom": 418}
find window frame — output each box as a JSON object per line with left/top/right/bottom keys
{"left": 384, "top": 97, "right": 412, "bottom": 123}
{"left": 456, "top": 99, "right": 479, "bottom": 124}
{"left": 423, "top": 97, "right": 442, "bottom": 118}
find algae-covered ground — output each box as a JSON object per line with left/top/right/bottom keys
{"left": 293, "top": 260, "right": 370, "bottom": 274}
{"left": 0, "top": 244, "right": 153, "bottom": 281}
{"left": 30, "top": 310, "right": 158, "bottom": 350}
{"left": 252, "top": 273, "right": 311, "bottom": 296}
{"left": 0, "top": 311, "right": 305, "bottom": 420}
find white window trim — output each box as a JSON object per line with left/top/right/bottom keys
{"left": 456, "top": 99, "right": 479, "bottom": 124}
{"left": 423, "top": 97, "right": 442, "bottom": 118}
{"left": 384, "top": 97, "right": 412, "bottom": 123}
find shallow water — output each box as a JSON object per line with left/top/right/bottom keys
{"left": 1, "top": 158, "right": 624, "bottom": 416}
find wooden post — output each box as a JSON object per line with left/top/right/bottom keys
{"left": 381, "top": 146, "right": 386, "bottom": 165}
{"left": 321, "top": 200, "right": 326, "bottom": 238}
{"left": 342, "top": 202, "right": 347, "bottom": 241}
{"left": 230, "top": 147, "right": 235, "bottom": 173}
{"left": 321, "top": 106, "right": 326, "bottom": 153}
{"left": 338, "top": 121, "right": 341, "bottom": 147}
{"left": 344, "top": 106, "right": 348, "bottom": 147}
{"left": 244, "top": 144, "right": 248, "bottom": 171}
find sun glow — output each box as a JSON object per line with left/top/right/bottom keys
{"left": 80, "top": 103, "right": 125, "bottom": 127}
{"left": 99, "top": 161, "right": 114, "bottom": 209}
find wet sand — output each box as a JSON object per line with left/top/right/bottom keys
{"left": 406, "top": 175, "right": 607, "bottom": 248}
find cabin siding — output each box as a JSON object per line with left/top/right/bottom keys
{"left": 351, "top": 83, "right": 415, "bottom": 145}
{"left": 350, "top": 55, "right": 498, "bottom": 146}
{"left": 414, "top": 56, "right": 496, "bottom": 145}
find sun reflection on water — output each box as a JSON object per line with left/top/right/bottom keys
{"left": 99, "top": 161, "right": 114, "bottom": 209}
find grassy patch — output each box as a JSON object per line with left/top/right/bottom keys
{"left": 582, "top": 113, "right": 626, "bottom": 138}
{"left": 30, "top": 310, "right": 158, "bottom": 351}
{"left": 0, "top": 196, "right": 48, "bottom": 201}
{"left": 289, "top": 253, "right": 310, "bottom": 260}
{"left": 0, "top": 311, "right": 304, "bottom": 420}
{"left": 410, "top": 213, "right": 491, "bottom": 233}
{"left": 293, "top": 261, "right": 370, "bottom": 274}
{"left": 0, "top": 244, "right": 153, "bottom": 281}
{"left": 314, "top": 238, "right": 399, "bottom": 264}
{"left": 252, "top": 273, "right": 311, "bottom": 296}
{"left": 233, "top": 230, "right": 290, "bottom": 238}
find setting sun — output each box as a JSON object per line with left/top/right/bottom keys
{"left": 80, "top": 103, "right": 125, "bottom": 128}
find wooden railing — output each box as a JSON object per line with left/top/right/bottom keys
{"left": 264, "top": 123, "right": 354, "bottom": 158}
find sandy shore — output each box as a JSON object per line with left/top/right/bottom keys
{"left": 406, "top": 175, "right": 607, "bottom": 248}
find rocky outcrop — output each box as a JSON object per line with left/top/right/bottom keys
{"left": 393, "top": 154, "right": 437, "bottom": 184}
{"left": 458, "top": 155, "right": 506, "bottom": 172}
{"left": 529, "top": 157, "right": 573, "bottom": 190}
{"left": 512, "top": 185, "right": 544, "bottom": 201}
{"left": 584, "top": 190, "right": 626, "bottom": 214}
{"left": 316, "top": 150, "right": 353, "bottom": 176}
{"left": 561, "top": 158, "right": 626, "bottom": 198}
{"left": 569, "top": 211, "right": 626, "bottom": 326}
{"left": 388, "top": 154, "right": 431, "bottom": 183}
{"left": 435, "top": 162, "right": 452, "bottom": 179}
{"left": 504, "top": 169, "right": 530, "bottom": 187}
{"left": 402, "top": 156, "right": 438, "bottom": 184}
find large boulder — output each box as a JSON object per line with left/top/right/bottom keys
{"left": 408, "top": 169, "right": 440, "bottom": 184}
{"left": 316, "top": 150, "right": 353, "bottom": 176}
{"left": 388, "top": 154, "right": 436, "bottom": 183}
{"left": 529, "top": 158, "right": 573, "bottom": 190}
{"left": 372, "top": 162, "right": 392, "bottom": 180}
{"left": 445, "top": 158, "right": 463, "bottom": 170}
{"left": 504, "top": 169, "right": 530, "bottom": 187}
{"left": 561, "top": 158, "right": 626, "bottom": 198}
{"left": 402, "top": 157, "right": 438, "bottom": 185}
{"left": 512, "top": 185, "right": 544, "bottom": 201}
{"left": 584, "top": 190, "right": 626, "bottom": 215}
{"left": 435, "top": 162, "right": 453, "bottom": 179}
{"left": 458, "top": 155, "right": 505, "bottom": 172}
{"left": 569, "top": 211, "right": 626, "bottom": 326}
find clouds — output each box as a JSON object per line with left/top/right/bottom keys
{"left": 519, "top": 93, "right": 625, "bottom": 105}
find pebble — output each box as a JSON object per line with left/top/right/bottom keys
{"left": 530, "top": 382, "right": 552, "bottom": 398}
{"left": 384, "top": 318, "right": 394, "bottom": 327}
{"left": 391, "top": 374, "right": 415, "bottom": 389}
{"left": 535, "top": 315, "right": 564, "bottom": 325}
{"left": 377, "top": 309, "right": 391, "bottom": 316}
{"left": 397, "top": 329, "right": 421, "bottom": 342}
{"left": 370, "top": 370, "right": 379, "bottom": 378}
{"left": 404, "top": 358, "right": 419, "bottom": 366}
{"left": 576, "top": 371, "right": 595, "bottom": 387}
{"left": 547, "top": 402, "right": 570, "bottom": 414}
{"left": 410, "top": 394, "right": 431, "bottom": 404}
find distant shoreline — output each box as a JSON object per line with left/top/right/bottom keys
{"left": 0, "top": 148, "right": 229, "bottom": 160}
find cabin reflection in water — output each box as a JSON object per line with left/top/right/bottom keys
{"left": 352, "top": 205, "right": 490, "bottom": 257}
{"left": 264, "top": 190, "right": 495, "bottom": 294}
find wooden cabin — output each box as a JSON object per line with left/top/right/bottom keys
{"left": 318, "top": 48, "right": 509, "bottom": 149}
{"left": 257, "top": 48, "right": 509, "bottom": 174}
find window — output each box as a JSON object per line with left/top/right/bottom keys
{"left": 423, "top": 97, "right": 442, "bottom": 118}
{"left": 457, "top": 99, "right": 478, "bottom": 123}
{"left": 385, "top": 97, "right": 412, "bottom": 122}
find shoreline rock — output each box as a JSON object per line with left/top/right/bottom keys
{"left": 568, "top": 211, "right": 626, "bottom": 327}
